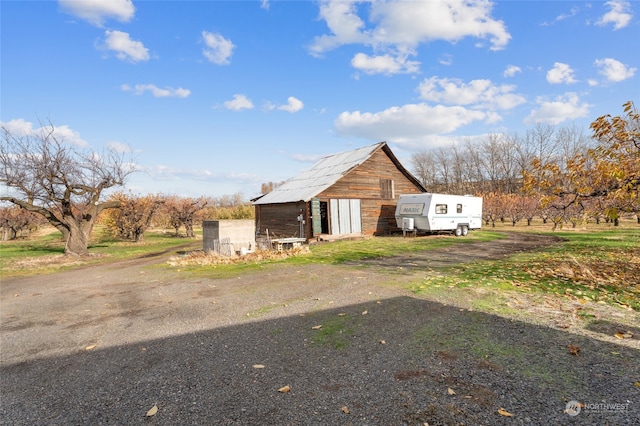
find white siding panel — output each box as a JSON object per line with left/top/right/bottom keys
{"left": 349, "top": 199, "right": 362, "bottom": 233}
{"left": 339, "top": 199, "right": 351, "bottom": 234}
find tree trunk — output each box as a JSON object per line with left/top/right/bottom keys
{"left": 184, "top": 220, "right": 194, "bottom": 238}
{"left": 62, "top": 219, "right": 93, "bottom": 256}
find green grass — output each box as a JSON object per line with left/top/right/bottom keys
{"left": 0, "top": 227, "right": 199, "bottom": 277}
{"left": 309, "top": 314, "right": 358, "bottom": 349}
{"left": 162, "top": 230, "right": 506, "bottom": 278}
{"left": 304, "top": 231, "right": 504, "bottom": 265}
{"left": 411, "top": 228, "right": 640, "bottom": 311}
{"left": 3, "top": 225, "right": 638, "bottom": 312}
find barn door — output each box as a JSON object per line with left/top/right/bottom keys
{"left": 329, "top": 199, "right": 361, "bottom": 235}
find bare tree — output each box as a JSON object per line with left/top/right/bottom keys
{"left": 0, "top": 121, "right": 133, "bottom": 256}
{"left": 433, "top": 147, "right": 453, "bottom": 192}
{"left": 411, "top": 150, "right": 438, "bottom": 189}
{"left": 461, "top": 139, "right": 485, "bottom": 192}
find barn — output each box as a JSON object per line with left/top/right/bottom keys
{"left": 253, "top": 142, "right": 426, "bottom": 240}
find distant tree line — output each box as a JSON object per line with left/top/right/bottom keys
{"left": 411, "top": 101, "right": 639, "bottom": 228}
{"left": 99, "top": 192, "right": 254, "bottom": 241}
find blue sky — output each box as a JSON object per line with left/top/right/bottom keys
{"left": 2, "top": 0, "right": 638, "bottom": 200}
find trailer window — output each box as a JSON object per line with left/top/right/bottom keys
{"left": 457, "top": 204, "right": 463, "bottom": 213}
{"left": 435, "top": 204, "right": 447, "bottom": 214}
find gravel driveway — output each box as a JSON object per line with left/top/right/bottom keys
{"left": 1, "top": 233, "right": 638, "bottom": 425}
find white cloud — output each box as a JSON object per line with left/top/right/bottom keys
{"left": 418, "top": 77, "right": 526, "bottom": 110}
{"left": 596, "top": 0, "right": 632, "bottom": 30}
{"left": 260, "top": 0, "right": 270, "bottom": 10}
{"left": 309, "top": 0, "right": 511, "bottom": 74}
{"left": 106, "top": 141, "right": 132, "bottom": 153}
{"left": 309, "top": 1, "right": 369, "bottom": 55}
{"left": 59, "top": 0, "right": 135, "bottom": 27}
{"left": 309, "top": 0, "right": 510, "bottom": 75}
{"left": 503, "top": 65, "right": 522, "bottom": 77}
{"left": 224, "top": 94, "right": 254, "bottom": 111}
{"left": 351, "top": 52, "right": 420, "bottom": 75}
{"left": 546, "top": 62, "right": 577, "bottom": 84}
{"left": 202, "top": 31, "right": 235, "bottom": 65}
{"left": 1, "top": 119, "right": 88, "bottom": 146}
{"left": 438, "top": 54, "right": 453, "bottom": 66}
{"left": 278, "top": 97, "right": 304, "bottom": 113}
{"left": 103, "top": 30, "right": 150, "bottom": 63}
{"left": 524, "top": 93, "right": 591, "bottom": 125}
{"left": 335, "top": 103, "right": 486, "bottom": 143}
{"left": 121, "top": 84, "right": 191, "bottom": 98}
{"left": 594, "top": 57, "right": 636, "bottom": 82}
{"left": 265, "top": 97, "right": 305, "bottom": 113}
{"left": 542, "top": 6, "right": 580, "bottom": 26}
{"left": 139, "top": 164, "right": 258, "bottom": 185}
{"left": 0, "top": 118, "right": 34, "bottom": 136}
{"left": 291, "top": 153, "right": 322, "bottom": 163}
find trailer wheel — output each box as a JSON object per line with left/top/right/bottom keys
{"left": 454, "top": 226, "right": 463, "bottom": 237}
{"left": 462, "top": 226, "right": 469, "bottom": 236}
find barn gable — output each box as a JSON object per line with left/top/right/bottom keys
{"left": 253, "top": 142, "right": 425, "bottom": 239}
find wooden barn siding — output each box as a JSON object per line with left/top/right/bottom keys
{"left": 318, "top": 149, "right": 424, "bottom": 235}
{"left": 255, "top": 201, "right": 306, "bottom": 238}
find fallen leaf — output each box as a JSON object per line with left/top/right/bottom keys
{"left": 85, "top": 344, "right": 97, "bottom": 351}
{"left": 252, "top": 364, "right": 265, "bottom": 369}
{"left": 338, "top": 313, "right": 346, "bottom": 317}
{"left": 497, "top": 408, "right": 513, "bottom": 417}
{"left": 567, "top": 344, "right": 581, "bottom": 355}
{"left": 447, "top": 388, "right": 456, "bottom": 395}
{"left": 341, "top": 406, "right": 350, "bottom": 414}
{"left": 311, "top": 325, "right": 323, "bottom": 330}
{"left": 362, "top": 310, "right": 368, "bottom": 315}
{"left": 146, "top": 404, "right": 158, "bottom": 417}
{"left": 634, "top": 382, "right": 640, "bottom": 388}
{"left": 278, "top": 385, "right": 291, "bottom": 393}
{"left": 614, "top": 331, "right": 633, "bottom": 339}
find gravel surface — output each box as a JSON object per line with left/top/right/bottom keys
{"left": 1, "top": 233, "right": 639, "bottom": 425}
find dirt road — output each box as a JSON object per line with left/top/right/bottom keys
{"left": 1, "top": 233, "right": 638, "bottom": 425}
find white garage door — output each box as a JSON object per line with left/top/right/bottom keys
{"left": 329, "top": 199, "right": 362, "bottom": 235}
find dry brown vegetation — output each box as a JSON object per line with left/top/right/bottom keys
{"left": 166, "top": 246, "right": 311, "bottom": 267}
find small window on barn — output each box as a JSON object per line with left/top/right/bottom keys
{"left": 435, "top": 204, "right": 447, "bottom": 214}
{"left": 457, "top": 204, "right": 463, "bottom": 213}
{"left": 380, "top": 178, "right": 395, "bottom": 199}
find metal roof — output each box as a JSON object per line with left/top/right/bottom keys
{"left": 253, "top": 142, "right": 387, "bottom": 205}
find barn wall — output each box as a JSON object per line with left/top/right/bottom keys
{"left": 318, "top": 149, "right": 424, "bottom": 235}
{"left": 255, "top": 201, "right": 307, "bottom": 238}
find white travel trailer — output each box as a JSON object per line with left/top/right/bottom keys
{"left": 395, "top": 193, "right": 483, "bottom": 236}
